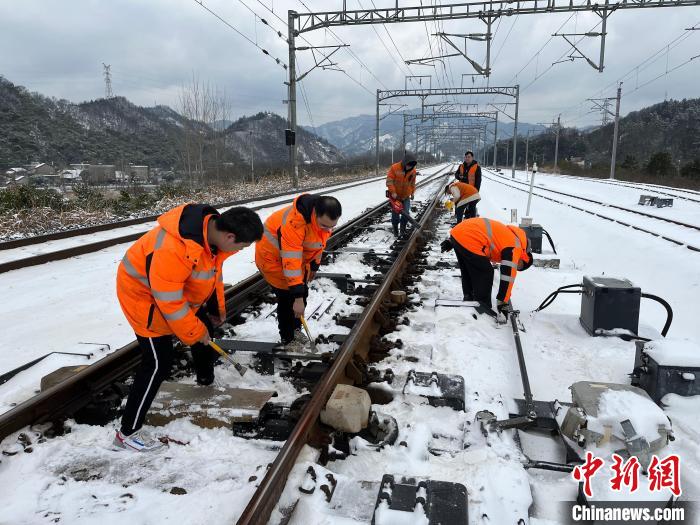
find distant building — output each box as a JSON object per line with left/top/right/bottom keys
{"left": 5, "top": 167, "right": 27, "bottom": 177}
{"left": 60, "top": 169, "right": 85, "bottom": 182}
{"left": 72, "top": 164, "right": 116, "bottom": 184}
{"left": 25, "top": 163, "right": 56, "bottom": 176}
{"left": 129, "top": 165, "right": 149, "bottom": 181}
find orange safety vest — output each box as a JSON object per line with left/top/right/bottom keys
{"left": 457, "top": 162, "right": 480, "bottom": 188}
{"left": 386, "top": 161, "right": 417, "bottom": 199}
{"left": 255, "top": 194, "right": 332, "bottom": 296}
{"left": 450, "top": 217, "right": 530, "bottom": 302}
{"left": 449, "top": 181, "right": 480, "bottom": 208}
{"left": 116, "top": 204, "right": 235, "bottom": 345}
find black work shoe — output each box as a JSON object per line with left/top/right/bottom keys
{"left": 196, "top": 369, "right": 215, "bottom": 386}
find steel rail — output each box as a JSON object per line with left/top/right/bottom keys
{"left": 236, "top": 168, "right": 449, "bottom": 525}
{"left": 483, "top": 172, "right": 700, "bottom": 252}
{"left": 0, "top": 175, "right": 395, "bottom": 274}
{"left": 537, "top": 172, "right": 700, "bottom": 204}
{"left": 0, "top": 174, "right": 385, "bottom": 251}
{"left": 488, "top": 170, "right": 700, "bottom": 232}
{"left": 0, "top": 167, "right": 451, "bottom": 443}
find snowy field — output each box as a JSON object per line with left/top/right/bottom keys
{"left": 485, "top": 169, "right": 700, "bottom": 247}
{"left": 0, "top": 175, "right": 390, "bottom": 265}
{"left": 1, "top": 164, "right": 699, "bottom": 524}
{"left": 0, "top": 163, "right": 451, "bottom": 414}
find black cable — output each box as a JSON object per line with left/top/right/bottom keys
{"left": 541, "top": 228, "right": 557, "bottom": 254}
{"left": 534, "top": 284, "right": 583, "bottom": 312}
{"left": 641, "top": 293, "right": 674, "bottom": 337}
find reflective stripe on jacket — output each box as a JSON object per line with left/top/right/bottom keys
{"left": 255, "top": 194, "right": 331, "bottom": 297}
{"left": 386, "top": 161, "right": 417, "bottom": 199}
{"left": 116, "top": 204, "right": 235, "bottom": 345}
{"left": 450, "top": 217, "right": 530, "bottom": 302}
{"left": 449, "top": 181, "right": 481, "bottom": 208}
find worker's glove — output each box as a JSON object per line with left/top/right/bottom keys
{"left": 497, "top": 300, "right": 513, "bottom": 315}
{"left": 440, "top": 239, "right": 454, "bottom": 253}
{"left": 444, "top": 200, "right": 454, "bottom": 211}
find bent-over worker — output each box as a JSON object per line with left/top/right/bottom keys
{"left": 256, "top": 194, "right": 342, "bottom": 349}
{"left": 445, "top": 181, "right": 480, "bottom": 222}
{"left": 114, "top": 204, "right": 263, "bottom": 451}
{"left": 440, "top": 217, "right": 533, "bottom": 312}
{"left": 386, "top": 152, "right": 417, "bottom": 237}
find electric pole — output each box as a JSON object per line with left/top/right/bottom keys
{"left": 493, "top": 112, "right": 498, "bottom": 168}
{"left": 102, "top": 63, "right": 113, "bottom": 99}
{"left": 287, "top": 11, "right": 299, "bottom": 188}
{"left": 610, "top": 82, "right": 623, "bottom": 180}
{"left": 249, "top": 128, "right": 255, "bottom": 184}
{"left": 525, "top": 129, "right": 530, "bottom": 172}
{"left": 553, "top": 114, "right": 561, "bottom": 173}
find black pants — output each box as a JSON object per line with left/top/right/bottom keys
{"left": 453, "top": 240, "right": 494, "bottom": 307}
{"left": 273, "top": 286, "right": 308, "bottom": 344}
{"left": 455, "top": 201, "right": 479, "bottom": 223}
{"left": 120, "top": 309, "right": 218, "bottom": 436}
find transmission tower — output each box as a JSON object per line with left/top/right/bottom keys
{"left": 102, "top": 63, "right": 113, "bottom": 99}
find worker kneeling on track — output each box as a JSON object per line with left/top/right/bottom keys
{"left": 386, "top": 152, "right": 417, "bottom": 237}
{"left": 445, "top": 181, "right": 480, "bottom": 223}
{"left": 114, "top": 204, "right": 263, "bottom": 452}
{"left": 440, "top": 217, "right": 533, "bottom": 314}
{"left": 256, "top": 194, "right": 342, "bottom": 350}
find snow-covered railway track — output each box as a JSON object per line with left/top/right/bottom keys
{"left": 0, "top": 175, "right": 393, "bottom": 274}
{"left": 0, "top": 167, "right": 455, "bottom": 525}
{"left": 484, "top": 170, "right": 700, "bottom": 252}
{"left": 534, "top": 172, "right": 700, "bottom": 204}
{"left": 0, "top": 174, "right": 387, "bottom": 252}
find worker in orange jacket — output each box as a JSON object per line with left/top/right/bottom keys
{"left": 455, "top": 150, "right": 482, "bottom": 190}
{"left": 114, "top": 204, "right": 263, "bottom": 451}
{"left": 386, "top": 152, "right": 417, "bottom": 237}
{"left": 256, "top": 194, "right": 342, "bottom": 347}
{"left": 440, "top": 217, "right": 533, "bottom": 312}
{"left": 445, "top": 181, "right": 481, "bottom": 222}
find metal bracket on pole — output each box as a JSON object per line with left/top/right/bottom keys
{"left": 294, "top": 44, "right": 349, "bottom": 81}
{"left": 552, "top": 8, "right": 615, "bottom": 73}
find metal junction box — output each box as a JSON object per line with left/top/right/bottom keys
{"left": 632, "top": 341, "right": 700, "bottom": 404}
{"left": 520, "top": 224, "right": 543, "bottom": 254}
{"left": 579, "top": 276, "right": 641, "bottom": 336}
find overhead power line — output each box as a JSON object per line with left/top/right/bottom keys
{"left": 192, "top": 0, "right": 288, "bottom": 70}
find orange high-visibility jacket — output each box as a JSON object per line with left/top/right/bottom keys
{"left": 448, "top": 181, "right": 480, "bottom": 208}
{"left": 116, "top": 204, "right": 235, "bottom": 345}
{"left": 255, "top": 194, "right": 332, "bottom": 297}
{"left": 386, "top": 161, "right": 417, "bottom": 199}
{"left": 455, "top": 161, "right": 481, "bottom": 189}
{"left": 450, "top": 217, "right": 531, "bottom": 303}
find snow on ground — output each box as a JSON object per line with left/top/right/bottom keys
{"left": 0, "top": 172, "right": 450, "bottom": 525}
{"left": 485, "top": 169, "right": 700, "bottom": 246}
{"left": 270, "top": 169, "right": 700, "bottom": 523}
{"left": 0, "top": 176, "right": 388, "bottom": 265}
{"left": 0, "top": 164, "right": 451, "bottom": 414}
{"left": 2, "top": 163, "right": 699, "bottom": 524}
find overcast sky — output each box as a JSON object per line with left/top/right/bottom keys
{"left": 1, "top": 0, "right": 698, "bottom": 129}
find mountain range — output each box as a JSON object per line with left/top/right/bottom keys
{"left": 0, "top": 76, "right": 342, "bottom": 170}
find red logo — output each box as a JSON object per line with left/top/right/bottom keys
{"left": 649, "top": 454, "right": 682, "bottom": 497}
{"left": 572, "top": 453, "right": 681, "bottom": 498}
{"left": 572, "top": 451, "right": 605, "bottom": 498}
{"left": 610, "top": 454, "right": 640, "bottom": 493}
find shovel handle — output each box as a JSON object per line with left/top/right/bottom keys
{"left": 208, "top": 341, "right": 247, "bottom": 376}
